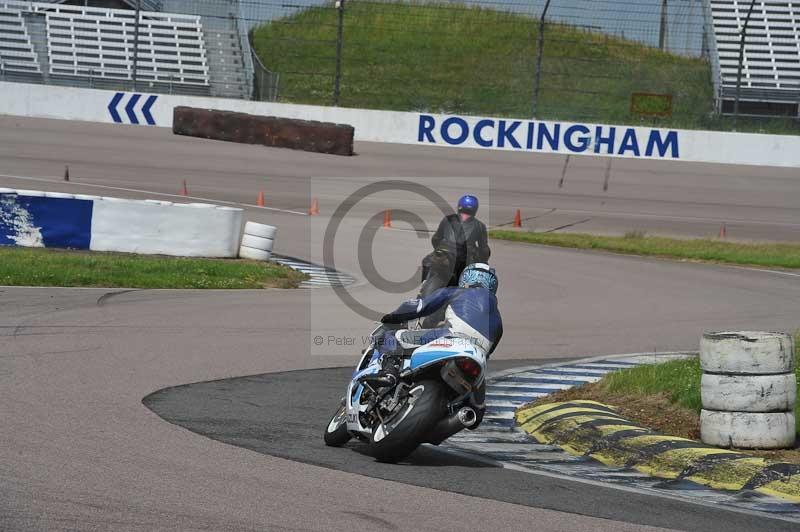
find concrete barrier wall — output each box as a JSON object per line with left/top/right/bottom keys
{"left": 0, "top": 189, "right": 243, "bottom": 257}
{"left": 2, "top": 81, "right": 800, "bottom": 168}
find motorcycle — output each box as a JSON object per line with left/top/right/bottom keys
{"left": 323, "top": 322, "right": 487, "bottom": 463}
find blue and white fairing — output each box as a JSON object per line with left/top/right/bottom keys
{"left": 345, "top": 347, "right": 380, "bottom": 433}
{"left": 403, "top": 339, "right": 486, "bottom": 372}
{"left": 343, "top": 323, "right": 487, "bottom": 437}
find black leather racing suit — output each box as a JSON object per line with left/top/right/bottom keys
{"left": 419, "top": 215, "right": 491, "bottom": 326}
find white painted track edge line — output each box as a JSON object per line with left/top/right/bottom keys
{"left": 733, "top": 266, "right": 800, "bottom": 278}
{"left": 0, "top": 173, "right": 309, "bottom": 215}
{"left": 489, "top": 351, "right": 696, "bottom": 380}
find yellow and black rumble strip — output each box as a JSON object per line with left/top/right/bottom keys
{"left": 515, "top": 400, "right": 800, "bottom": 503}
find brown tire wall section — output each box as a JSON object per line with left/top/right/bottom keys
{"left": 172, "top": 107, "right": 354, "bottom": 156}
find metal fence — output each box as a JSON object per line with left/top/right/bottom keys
{"left": 245, "top": 0, "right": 798, "bottom": 131}
{"left": 247, "top": 0, "right": 714, "bottom": 125}
{"left": 2, "top": 0, "right": 799, "bottom": 132}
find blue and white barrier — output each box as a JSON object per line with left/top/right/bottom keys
{"left": 2, "top": 81, "right": 800, "bottom": 168}
{"left": 0, "top": 189, "right": 243, "bottom": 257}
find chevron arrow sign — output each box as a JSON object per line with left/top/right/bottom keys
{"left": 108, "top": 92, "right": 158, "bottom": 126}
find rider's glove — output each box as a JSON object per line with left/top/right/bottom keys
{"left": 380, "top": 313, "right": 397, "bottom": 324}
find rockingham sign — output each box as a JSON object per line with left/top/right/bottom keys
{"left": 417, "top": 114, "right": 680, "bottom": 159}
{"left": 2, "top": 81, "right": 800, "bottom": 168}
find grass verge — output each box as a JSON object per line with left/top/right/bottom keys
{"left": 0, "top": 247, "right": 307, "bottom": 289}
{"left": 252, "top": 2, "right": 799, "bottom": 135}
{"left": 535, "top": 333, "right": 800, "bottom": 463}
{"left": 489, "top": 230, "right": 800, "bottom": 270}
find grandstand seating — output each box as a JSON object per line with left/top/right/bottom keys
{"left": 709, "top": 0, "right": 800, "bottom": 114}
{"left": 0, "top": 1, "right": 210, "bottom": 90}
{"left": 0, "top": 2, "right": 41, "bottom": 75}
{"left": 44, "top": 3, "right": 208, "bottom": 85}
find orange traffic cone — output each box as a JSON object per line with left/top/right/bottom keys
{"left": 383, "top": 209, "right": 392, "bottom": 228}
{"left": 257, "top": 191, "right": 265, "bottom": 207}
{"left": 513, "top": 209, "right": 522, "bottom": 228}
{"left": 309, "top": 198, "right": 320, "bottom": 215}
{"left": 180, "top": 179, "right": 189, "bottom": 196}
{"left": 719, "top": 223, "right": 727, "bottom": 239}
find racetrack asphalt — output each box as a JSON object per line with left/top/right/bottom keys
{"left": 1, "top": 116, "right": 799, "bottom": 531}
{"left": 143, "top": 366, "right": 800, "bottom": 532}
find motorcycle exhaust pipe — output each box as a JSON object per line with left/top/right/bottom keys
{"left": 426, "top": 407, "right": 477, "bottom": 445}
{"left": 456, "top": 406, "right": 477, "bottom": 427}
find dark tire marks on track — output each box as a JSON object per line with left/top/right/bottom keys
{"left": 144, "top": 366, "right": 799, "bottom": 532}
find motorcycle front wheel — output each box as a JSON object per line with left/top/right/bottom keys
{"left": 370, "top": 380, "right": 445, "bottom": 463}
{"left": 323, "top": 402, "right": 352, "bottom": 447}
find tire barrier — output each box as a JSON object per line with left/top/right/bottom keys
{"left": 700, "top": 331, "right": 795, "bottom": 374}
{"left": 700, "top": 373, "right": 796, "bottom": 412}
{"left": 700, "top": 331, "right": 797, "bottom": 449}
{"left": 700, "top": 410, "right": 796, "bottom": 449}
{"left": 0, "top": 188, "right": 243, "bottom": 257}
{"left": 239, "top": 221, "right": 276, "bottom": 261}
{"left": 172, "top": 106, "right": 354, "bottom": 156}
{"left": 516, "top": 400, "right": 800, "bottom": 503}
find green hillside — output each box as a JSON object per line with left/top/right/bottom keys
{"left": 252, "top": 2, "right": 798, "bottom": 133}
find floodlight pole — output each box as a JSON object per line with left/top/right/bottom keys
{"left": 659, "top": 0, "right": 669, "bottom": 51}
{"left": 531, "top": 0, "right": 552, "bottom": 118}
{"left": 333, "top": 0, "right": 345, "bottom": 106}
{"left": 132, "top": 0, "right": 141, "bottom": 90}
{"left": 733, "top": 0, "right": 757, "bottom": 128}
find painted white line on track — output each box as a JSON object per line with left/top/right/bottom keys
{"left": 487, "top": 400, "right": 533, "bottom": 408}
{"left": 0, "top": 173, "right": 309, "bottom": 215}
{"left": 501, "top": 373, "right": 603, "bottom": 383}
{"left": 570, "top": 363, "right": 645, "bottom": 370}
{"left": 534, "top": 367, "right": 611, "bottom": 375}
{"left": 484, "top": 411, "right": 515, "bottom": 420}
{"left": 734, "top": 266, "right": 800, "bottom": 278}
{"left": 488, "top": 352, "right": 695, "bottom": 381}
{"left": 461, "top": 352, "right": 800, "bottom": 522}
{"left": 488, "top": 204, "right": 800, "bottom": 229}
{"left": 488, "top": 389, "right": 567, "bottom": 397}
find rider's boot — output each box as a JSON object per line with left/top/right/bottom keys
{"left": 360, "top": 354, "right": 401, "bottom": 388}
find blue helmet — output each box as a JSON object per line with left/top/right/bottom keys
{"left": 459, "top": 263, "right": 498, "bottom": 294}
{"left": 457, "top": 195, "right": 479, "bottom": 216}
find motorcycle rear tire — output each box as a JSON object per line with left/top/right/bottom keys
{"left": 324, "top": 403, "right": 352, "bottom": 447}
{"left": 370, "top": 380, "right": 446, "bottom": 463}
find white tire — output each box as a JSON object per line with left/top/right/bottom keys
{"left": 241, "top": 234, "right": 274, "bottom": 252}
{"left": 700, "top": 331, "right": 795, "bottom": 374}
{"left": 239, "top": 245, "right": 271, "bottom": 261}
{"left": 244, "top": 221, "right": 277, "bottom": 240}
{"left": 701, "top": 373, "right": 796, "bottom": 412}
{"left": 700, "top": 410, "right": 796, "bottom": 449}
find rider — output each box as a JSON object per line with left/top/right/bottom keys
{"left": 371, "top": 264, "right": 503, "bottom": 400}
{"left": 420, "top": 195, "right": 491, "bottom": 299}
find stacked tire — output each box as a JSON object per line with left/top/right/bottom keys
{"left": 700, "top": 331, "right": 796, "bottom": 449}
{"left": 239, "top": 221, "right": 276, "bottom": 261}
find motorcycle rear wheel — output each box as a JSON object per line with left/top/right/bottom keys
{"left": 323, "top": 403, "right": 352, "bottom": 447}
{"left": 370, "top": 380, "right": 446, "bottom": 463}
